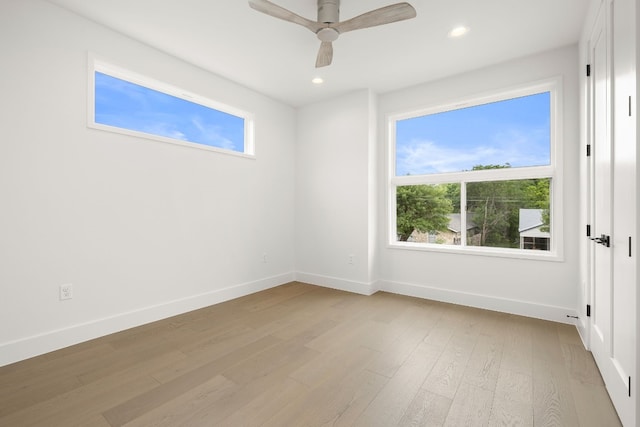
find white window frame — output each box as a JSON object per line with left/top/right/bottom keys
{"left": 387, "top": 78, "right": 563, "bottom": 261}
{"left": 88, "top": 54, "right": 255, "bottom": 158}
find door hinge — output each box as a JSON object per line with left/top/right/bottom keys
{"left": 586, "top": 144, "right": 591, "bottom": 157}
{"left": 586, "top": 64, "right": 591, "bottom": 77}
{"left": 586, "top": 224, "right": 591, "bottom": 237}
{"left": 630, "top": 96, "right": 633, "bottom": 117}
{"left": 630, "top": 236, "right": 632, "bottom": 257}
{"left": 587, "top": 304, "right": 591, "bottom": 317}
{"left": 629, "top": 376, "right": 632, "bottom": 397}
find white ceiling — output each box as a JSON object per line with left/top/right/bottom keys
{"left": 47, "top": 0, "right": 588, "bottom": 107}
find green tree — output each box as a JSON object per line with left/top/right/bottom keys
{"left": 466, "top": 165, "right": 551, "bottom": 248}
{"left": 396, "top": 185, "right": 453, "bottom": 241}
{"left": 523, "top": 178, "right": 551, "bottom": 232}
{"left": 466, "top": 164, "right": 514, "bottom": 247}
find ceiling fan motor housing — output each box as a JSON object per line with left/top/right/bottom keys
{"left": 318, "top": 0, "right": 339, "bottom": 23}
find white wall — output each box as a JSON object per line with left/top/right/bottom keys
{"left": 0, "top": 1, "right": 587, "bottom": 367}
{"left": 295, "top": 90, "right": 378, "bottom": 294}
{"left": 0, "top": 0, "right": 296, "bottom": 366}
{"left": 377, "top": 46, "right": 581, "bottom": 322}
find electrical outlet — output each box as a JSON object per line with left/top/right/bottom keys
{"left": 60, "top": 284, "right": 73, "bottom": 300}
{"left": 348, "top": 254, "right": 355, "bottom": 265}
{"left": 262, "top": 253, "right": 268, "bottom": 263}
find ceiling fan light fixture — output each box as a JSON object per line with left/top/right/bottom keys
{"left": 448, "top": 25, "right": 469, "bottom": 38}
{"left": 317, "top": 27, "right": 339, "bottom": 42}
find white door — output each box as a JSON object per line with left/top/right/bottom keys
{"left": 588, "top": 1, "right": 634, "bottom": 425}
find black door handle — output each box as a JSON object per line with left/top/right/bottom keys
{"left": 590, "top": 234, "right": 611, "bottom": 247}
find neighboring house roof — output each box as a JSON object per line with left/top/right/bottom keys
{"left": 518, "top": 209, "right": 547, "bottom": 233}
{"left": 447, "top": 213, "right": 476, "bottom": 233}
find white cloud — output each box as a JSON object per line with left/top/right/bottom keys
{"left": 143, "top": 122, "right": 187, "bottom": 142}
{"left": 397, "top": 128, "right": 549, "bottom": 176}
{"left": 191, "top": 117, "right": 237, "bottom": 150}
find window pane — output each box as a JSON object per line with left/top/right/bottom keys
{"left": 94, "top": 71, "right": 245, "bottom": 152}
{"left": 466, "top": 178, "right": 550, "bottom": 250}
{"left": 395, "top": 92, "right": 550, "bottom": 176}
{"left": 396, "top": 183, "right": 460, "bottom": 244}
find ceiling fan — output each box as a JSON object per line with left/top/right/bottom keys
{"left": 248, "top": 0, "right": 417, "bottom": 67}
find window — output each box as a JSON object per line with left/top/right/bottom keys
{"left": 89, "top": 57, "right": 254, "bottom": 156}
{"left": 389, "top": 80, "right": 561, "bottom": 258}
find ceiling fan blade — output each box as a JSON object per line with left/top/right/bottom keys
{"left": 315, "top": 41, "right": 333, "bottom": 68}
{"left": 333, "top": 2, "right": 416, "bottom": 34}
{"left": 249, "top": 0, "right": 323, "bottom": 33}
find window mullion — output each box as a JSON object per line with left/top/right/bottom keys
{"left": 461, "top": 181, "right": 467, "bottom": 247}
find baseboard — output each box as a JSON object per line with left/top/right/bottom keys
{"left": 0, "top": 272, "right": 294, "bottom": 367}
{"left": 294, "top": 272, "right": 378, "bottom": 296}
{"left": 377, "top": 279, "right": 578, "bottom": 325}
{"left": 1, "top": 272, "right": 579, "bottom": 367}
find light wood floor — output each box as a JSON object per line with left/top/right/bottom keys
{"left": 0, "top": 282, "right": 621, "bottom": 426}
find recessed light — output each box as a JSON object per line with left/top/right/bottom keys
{"left": 312, "top": 77, "right": 324, "bottom": 84}
{"left": 448, "top": 26, "right": 470, "bottom": 38}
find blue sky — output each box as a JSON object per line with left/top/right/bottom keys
{"left": 94, "top": 72, "right": 245, "bottom": 152}
{"left": 395, "top": 92, "right": 551, "bottom": 176}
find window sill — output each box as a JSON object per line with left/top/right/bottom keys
{"left": 88, "top": 123, "right": 256, "bottom": 159}
{"left": 388, "top": 241, "right": 563, "bottom": 262}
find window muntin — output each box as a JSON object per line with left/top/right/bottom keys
{"left": 389, "top": 81, "right": 560, "bottom": 258}
{"left": 89, "top": 58, "right": 254, "bottom": 156}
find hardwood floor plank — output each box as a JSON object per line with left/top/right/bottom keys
{"left": 151, "top": 325, "right": 279, "bottom": 384}
{"left": 241, "top": 281, "right": 316, "bottom": 313}
{"left": 216, "top": 377, "right": 309, "bottom": 427}
{"left": 500, "top": 316, "right": 534, "bottom": 376}
{"left": 490, "top": 368, "right": 534, "bottom": 426}
{"left": 560, "top": 342, "right": 605, "bottom": 386}
{"left": 488, "top": 397, "right": 533, "bottom": 426}
{"left": 0, "top": 369, "right": 83, "bottom": 418}
{"left": 182, "top": 348, "right": 320, "bottom": 426}
{"left": 289, "top": 344, "right": 377, "bottom": 388}
{"left": 398, "top": 389, "right": 452, "bottom": 427}
{"left": 556, "top": 323, "right": 584, "bottom": 346}
{"left": 221, "top": 335, "right": 320, "bottom": 386}
{"left": 102, "top": 335, "right": 282, "bottom": 426}
{"left": 366, "top": 320, "right": 432, "bottom": 378}
{"left": 568, "top": 378, "right": 622, "bottom": 427}
{"left": 462, "top": 334, "right": 503, "bottom": 391}
{"left": 120, "top": 375, "right": 236, "bottom": 427}
{"left": 422, "top": 332, "right": 477, "bottom": 399}
{"left": 299, "top": 369, "right": 389, "bottom": 427}
{"left": 0, "top": 283, "right": 623, "bottom": 427}
{"left": 443, "top": 382, "right": 494, "bottom": 426}
{"left": 2, "top": 374, "right": 160, "bottom": 427}
{"left": 531, "top": 320, "right": 565, "bottom": 364}
{"left": 353, "top": 342, "right": 442, "bottom": 427}
{"left": 494, "top": 368, "right": 533, "bottom": 405}
{"left": 262, "top": 365, "right": 388, "bottom": 427}
{"left": 0, "top": 343, "right": 113, "bottom": 407}
{"left": 532, "top": 357, "right": 581, "bottom": 426}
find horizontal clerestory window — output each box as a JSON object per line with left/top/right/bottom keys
{"left": 88, "top": 56, "right": 254, "bottom": 157}
{"left": 388, "top": 79, "right": 562, "bottom": 259}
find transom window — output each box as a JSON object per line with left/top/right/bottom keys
{"left": 388, "top": 80, "right": 561, "bottom": 258}
{"left": 89, "top": 57, "right": 254, "bottom": 156}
